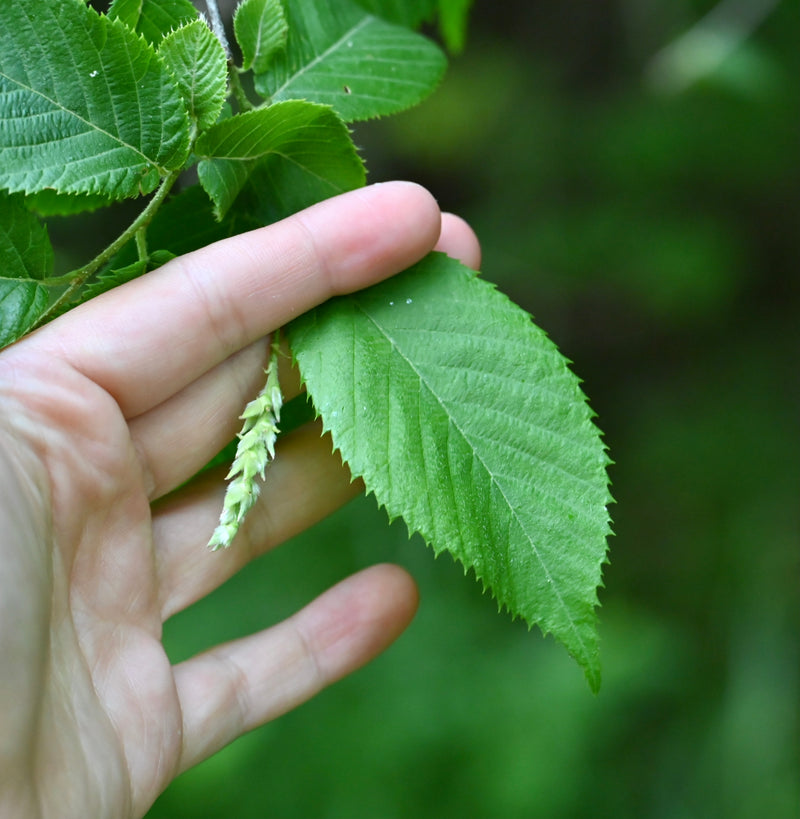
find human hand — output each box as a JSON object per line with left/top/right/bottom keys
{"left": 0, "top": 183, "right": 480, "bottom": 819}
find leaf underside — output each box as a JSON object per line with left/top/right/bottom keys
{"left": 0, "top": 194, "right": 53, "bottom": 347}
{"left": 196, "top": 101, "right": 366, "bottom": 220}
{"left": 0, "top": 0, "right": 190, "bottom": 200}
{"left": 289, "top": 254, "right": 612, "bottom": 690}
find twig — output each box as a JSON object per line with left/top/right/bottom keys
{"left": 35, "top": 170, "right": 181, "bottom": 326}
{"left": 205, "top": 0, "right": 231, "bottom": 59}
{"left": 646, "top": 0, "right": 780, "bottom": 92}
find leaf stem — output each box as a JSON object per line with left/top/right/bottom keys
{"left": 135, "top": 227, "right": 148, "bottom": 262}
{"left": 34, "top": 171, "right": 181, "bottom": 326}
{"left": 229, "top": 64, "right": 256, "bottom": 112}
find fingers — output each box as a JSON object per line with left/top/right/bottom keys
{"left": 126, "top": 211, "right": 480, "bottom": 500}
{"left": 31, "top": 182, "right": 443, "bottom": 419}
{"left": 129, "top": 336, "right": 302, "bottom": 501}
{"left": 127, "top": 338, "right": 271, "bottom": 499}
{"left": 173, "top": 563, "right": 418, "bottom": 774}
{"left": 153, "top": 421, "right": 360, "bottom": 620}
{"left": 437, "top": 212, "right": 482, "bottom": 270}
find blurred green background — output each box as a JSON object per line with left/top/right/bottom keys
{"left": 129, "top": 1, "right": 799, "bottom": 816}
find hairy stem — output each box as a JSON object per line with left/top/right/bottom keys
{"left": 35, "top": 170, "right": 180, "bottom": 326}
{"left": 135, "top": 227, "right": 148, "bottom": 262}
{"left": 205, "top": 0, "right": 231, "bottom": 58}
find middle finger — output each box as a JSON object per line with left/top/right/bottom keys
{"left": 152, "top": 420, "right": 362, "bottom": 620}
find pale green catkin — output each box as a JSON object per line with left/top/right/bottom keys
{"left": 208, "top": 334, "right": 283, "bottom": 550}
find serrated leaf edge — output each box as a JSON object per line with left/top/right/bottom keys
{"left": 289, "top": 266, "right": 613, "bottom": 690}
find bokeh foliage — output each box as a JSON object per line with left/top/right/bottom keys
{"left": 130, "top": 0, "right": 798, "bottom": 816}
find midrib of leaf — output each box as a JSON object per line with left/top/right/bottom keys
{"left": 353, "top": 300, "right": 592, "bottom": 659}
{"left": 1, "top": 244, "right": 37, "bottom": 283}
{"left": 0, "top": 276, "right": 46, "bottom": 285}
{"left": 273, "top": 152, "right": 351, "bottom": 186}
{"left": 232, "top": 151, "right": 349, "bottom": 189}
{"left": 251, "top": 10, "right": 271, "bottom": 61}
{"left": 204, "top": 120, "right": 351, "bottom": 181}
{"left": 120, "top": 33, "right": 146, "bottom": 162}
{"left": 267, "top": 16, "right": 371, "bottom": 100}
{"left": 0, "top": 71, "right": 165, "bottom": 174}
{"left": 398, "top": 326, "right": 588, "bottom": 405}
{"left": 373, "top": 323, "right": 602, "bottom": 491}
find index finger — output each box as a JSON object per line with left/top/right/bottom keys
{"left": 29, "top": 182, "right": 442, "bottom": 418}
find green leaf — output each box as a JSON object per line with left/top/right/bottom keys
{"left": 159, "top": 19, "right": 228, "bottom": 130}
{"left": 108, "top": 0, "right": 199, "bottom": 45}
{"left": 234, "top": 0, "right": 289, "bottom": 74}
{"left": 80, "top": 250, "right": 176, "bottom": 303}
{"left": 80, "top": 259, "right": 149, "bottom": 303}
{"left": 438, "top": 0, "right": 473, "bottom": 53}
{"left": 196, "top": 100, "right": 365, "bottom": 220}
{"left": 142, "top": 187, "right": 233, "bottom": 258}
{"left": 26, "top": 191, "right": 112, "bottom": 218}
{"left": 353, "top": 0, "right": 470, "bottom": 52}
{"left": 0, "top": 194, "right": 53, "bottom": 348}
{"left": 0, "top": 0, "right": 191, "bottom": 200}
{"left": 253, "top": 0, "right": 447, "bottom": 122}
{"left": 289, "top": 254, "right": 612, "bottom": 691}
{"left": 353, "top": 0, "right": 437, "bottom": 28}
{"left": 101, "top": 187, "right": 232, "bottom": 280}
{"left": 352, "top": 0, "right": 468, "bottom": 50}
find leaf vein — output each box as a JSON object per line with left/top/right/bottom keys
{"left": 269, "top": 17, "right": 372, "bottom": 100}
{"left": 0, "top": 71, "right": 159, "bottom": 171}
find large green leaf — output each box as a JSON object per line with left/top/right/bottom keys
{"left": 158, "top": 19, "right": 228, "bottom": 131}
{"left": 289, "top": 254, "right": 612, "bottom": 690}
{"left": 0, "top": 195, "right": 53, "bottom": 348}
{"left": 107, "top": 0, "right": 199, "bottom": 45}
{"left": 196, "top": 101, "right": 365, "bottom": 220}
{"left": 0, "top": 0, "right": 191, "bottom": 200}
{"left": 253, "top": 0, "right": 447, "bottom": 122}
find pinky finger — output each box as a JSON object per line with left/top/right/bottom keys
{"left": 436, "top": 212, "right": 482, "bottom": 270}
{"left": 173, "top": 563, "right": 419, "bottom": 774}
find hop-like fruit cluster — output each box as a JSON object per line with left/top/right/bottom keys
{"left": 208, "top": 336, "right": 283, "bottom": 550}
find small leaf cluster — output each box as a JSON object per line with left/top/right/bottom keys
{"left": 0, "top": 0, "right": 454, "bottom": 340}
{"left": 0, "top": 0, "right": 612, "bottom": 689}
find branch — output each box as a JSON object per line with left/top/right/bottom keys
{"left": 646, "top": 0, "right": 780, "bottom": 92}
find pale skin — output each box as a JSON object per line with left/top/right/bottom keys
{"left": 0, "top": 182, "right": 481, "bottom": 819}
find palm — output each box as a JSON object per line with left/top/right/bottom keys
{"left": 0, "top": 184, "right": 480, "bottom": 818}
{"left": 2, "top": 354, "right": 194, "bottom": 817}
